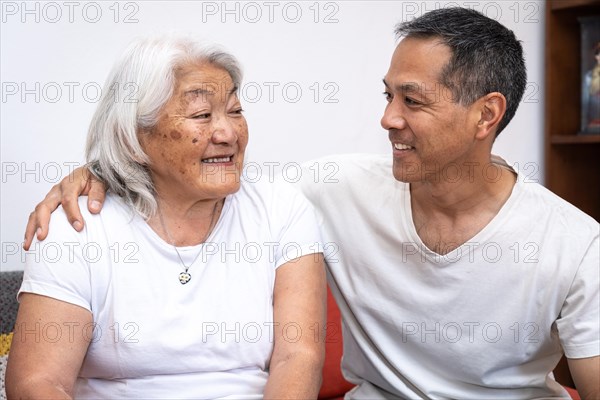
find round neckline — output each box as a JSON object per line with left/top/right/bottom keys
{"left": 138, "top": 194, "right": 233, "bottom": 252}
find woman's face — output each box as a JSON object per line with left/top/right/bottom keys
{"left": 140, "top": 62, "right": 248, "bottom": 203}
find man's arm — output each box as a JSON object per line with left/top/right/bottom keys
{"left": 24, "top": 166, "right": 107, "bottom": 250}
{"left": 568, "top": 356, "right": 600, "bottom": 399}
{"left": 263, "top": 253, "right": 327, "bottom": 399}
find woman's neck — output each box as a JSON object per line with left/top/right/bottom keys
{"left": 149, "top": 196, "right": 225, "bottom": 246}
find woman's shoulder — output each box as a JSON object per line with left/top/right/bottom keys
{"left": 225, "top": 180, "right": 318, "bottom": 229}
{"left": 237, "top": 179, "right": 310, "bottom": 206}
{"left": 47, "top": 193, "right": 136, "bottom": 239}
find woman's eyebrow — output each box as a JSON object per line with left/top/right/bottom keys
{"left": 184, "top": 87, "right": 214, "bottom": 97}
{"left": 184, "top": 85, "right": 238, "bottom": 99}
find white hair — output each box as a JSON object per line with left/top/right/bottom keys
{"left": 85, "top": 33, "right": 243, "bottom": 219}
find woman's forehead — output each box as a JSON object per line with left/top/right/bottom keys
{"left": 175, "top": 64, "right": 235, "bottom": 98}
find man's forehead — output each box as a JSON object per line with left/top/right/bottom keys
{"left": 382, "top": 79, "right": 422, "bottom": 92}
{"left": 385, "top": 39, "right": 450, "bottom": 85}
{"left": 391, "top": 37, "right": 451, "bottom": 67}
{"left": 395, "top": 35, "right": 449, "bottom": 52}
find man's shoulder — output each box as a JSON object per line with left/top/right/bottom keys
{"left": 517, "top": 180, "right": 599, "bottom": 233}
{"left": 302, "top": 153, "right": 391, "bottom": 169}
{"left": 293, "top": 153, "right": 402, "bottom": 208}
{"left": 300, "top": 153, "right": 394, "bottom": 184}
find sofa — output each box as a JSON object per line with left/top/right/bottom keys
{"left": 0, "top": 270, "right": 580, "bottom": 399}
{"left": 1, "top": 271, "right": 22, "bottom": 400}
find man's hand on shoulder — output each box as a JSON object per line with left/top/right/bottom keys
{"left": 23, "top": 166, "right": 107, "bottom": 250}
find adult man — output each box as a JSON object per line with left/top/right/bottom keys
{"left": 23, "top": 8, "right": 600, "bottom": 398}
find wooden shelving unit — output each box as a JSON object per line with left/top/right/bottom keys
{"left": 544, "top": 0, "right": 600, "bottom": 221}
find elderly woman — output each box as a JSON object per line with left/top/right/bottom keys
{"left": 6, "top": 35, "right": 326, "bottom": 399}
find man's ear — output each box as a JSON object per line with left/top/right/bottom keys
{"left": 475, "top": 92, "right": 507, "bottom": 140}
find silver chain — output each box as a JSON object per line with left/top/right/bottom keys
{"left": 157, "top": 200, "right": 221, "bottom": 278}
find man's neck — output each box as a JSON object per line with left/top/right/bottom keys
{"left": 409, "top": 160, "right": 516, "bottom": 255}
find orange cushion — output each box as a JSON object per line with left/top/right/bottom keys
{"left": 563, "top": 386, "right": 580, "bottom": 400}
{"left": 318, "top": 286, "right": 355, "bottom": 399}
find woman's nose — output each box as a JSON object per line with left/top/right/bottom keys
{"left": 211, "top": 116, "right": 238, "bottom": 145}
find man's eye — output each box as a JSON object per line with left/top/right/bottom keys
{"left": 404, "top": 97, "right": 421, "bottom": 106}
{"left": 382, "top": 91, "right": 392, "bottom": 102}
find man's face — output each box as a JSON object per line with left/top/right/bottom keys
{"left": 381, "top": 37, "right": 482, "bottom": 184}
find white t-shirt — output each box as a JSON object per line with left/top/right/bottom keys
{"left": 20, "top": 180, "right": 323, "bottom": 399}
{"left": 297, "top": 153, "right": 600, "bottom": 399}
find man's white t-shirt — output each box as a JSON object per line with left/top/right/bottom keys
{"left": 20, "top": 180, "right": 323, "bottom": 399}
{"left": 297, "top": 153, "right": 600, "bottom": 399}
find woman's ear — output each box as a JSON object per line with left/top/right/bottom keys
{"left": 475, "top": 92, "right": 507, "bottom": 140}
{"left": 135, "top": 127, "right": 153, "bottom": 165}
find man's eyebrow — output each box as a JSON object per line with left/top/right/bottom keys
{"left": 382, "top": 79, "right": 421, "bottom": 93}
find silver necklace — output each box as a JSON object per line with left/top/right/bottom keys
{"left": 157, "top": 200, "right": 221, "bottom": 285}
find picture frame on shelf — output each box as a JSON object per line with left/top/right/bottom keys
{"left": 579, "top": 16, "right": 600, "bottom": 134}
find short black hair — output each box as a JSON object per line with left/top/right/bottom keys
{"left": 395, "top": 7, "right": 527, "bottom": 136}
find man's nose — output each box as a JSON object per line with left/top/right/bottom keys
{"left": 380, "top": 102, "right": 407, "bottom": 131}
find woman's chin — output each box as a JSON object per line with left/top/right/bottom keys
{"left": 196, "top": 176, "right": 242, "bottom": 198}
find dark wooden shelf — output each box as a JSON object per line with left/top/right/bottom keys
{"left": 550, "top": 0, "right": 600, "bottom": 11}
{"left": 551, "top": 134, "right": 600, "bottom": 144}
{"left": 544, "top": 0, "right": 600, "bottom": 222}
{"left": 544, "top": 4, "right": 600, "bottom": 388}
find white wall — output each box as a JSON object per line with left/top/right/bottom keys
{"left": 0, "top": 1, "right": 545, "bottom": 271}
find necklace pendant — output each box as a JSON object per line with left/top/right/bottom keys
{"left": 179, "top": 271, "right": 192, "bottom": 285}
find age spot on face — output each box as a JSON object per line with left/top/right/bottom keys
{"left": 192, "top": 138, "right": 199, "bottom": 144}
{"left": 170, "top": 130, "right": 182, "bottom": 140}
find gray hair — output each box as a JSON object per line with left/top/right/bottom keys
{"left": 395, "top": 7, "right": 527, "bottom": 136}
{"left": 85, "top": 33, "right": 243, "bottom": 219}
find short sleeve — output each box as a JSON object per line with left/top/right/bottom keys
{"left": 556, "top": 234, "right": 600, "bottom": 359}
{"left": 19, "top": 199, "right": 93, "bottom": 312}
{"left": 270, "top": 180, "right": 324, "bottom": 269}
{"left": 278, "top": 159, "right": 330, "bottom": 226}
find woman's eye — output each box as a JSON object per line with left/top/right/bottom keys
{"left": 382, "top": 91, "right": 392, "bottom": 102}
{"left": 192, "top": 113, "right": 211, "bottom": 119}
{"left": 230, "top": 108, "right": 244, "bottom": 115}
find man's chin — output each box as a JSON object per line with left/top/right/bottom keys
{"left": 392, "top": 162, "right": 419, "bottom": 183}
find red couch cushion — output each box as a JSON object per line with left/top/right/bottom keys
{"left": 318, "top": 286, "right": 355, "bottom": 399}
{"left": 564, "top": 386, "right": 580, "bottom": 400}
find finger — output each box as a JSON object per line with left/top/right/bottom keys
{"left": 87, "top": 175, "right": 107, "bottom": 214}
{"left": 23, "top": 182, "right": 64, "bottom": 249}
{"left": 23, "top": 212, "right": 39, "bottom": 250}
{"left": 32, "top": 202, "right": 53, "bottom": 241}
{"left": 59, "top": 166, "right": 93, "bottom": 230}
{"left": 61, "top": 193, "right": 85, "bottom": 232}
